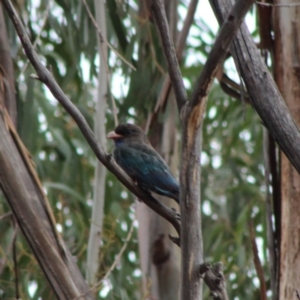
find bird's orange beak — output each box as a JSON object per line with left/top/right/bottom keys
{"left": 107, "top": 131, "right": 123, "bottom": 139}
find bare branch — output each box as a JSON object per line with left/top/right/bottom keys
{"left": 81, "top": 0, "right": 119, "bottom": 126}
{"left": 256, "top": 1, "right": 300, "bottom": 8}
{"left": 145, "top": 0, "right": 199, "bottom": 132}
{"left": 216, "top": 67, "right": 251, "bottom": 103}
{"left": 263, "top": 128, "right": 278, "bottom": 297}
{"left": 97, "top": 220, "right": 135, "bottom": 286}
{"left": 12, "top": 219, "right": 19, "bottom": 300}
{"left": 210, "top": 0, "right": 300, "bottom": 175}
{"left": 1, "top": 0, "right": 181, "bottom": 238}
{"left": 81, "top": 0, "right": 135, "bottom": 71}
{"left": 149, "top": 0, "right": 188, "bottom": 112}
{"left": 175, "top": 0, "right": 199, "bottom": 61}
{"left": 249, "top": 221, "right": 267, "bottom": 300}
{"left": 199, "top": 262, "right": 229, "bottom": 300}
{"left": 0, "top": 216, "right": 16, "bottom": 275}
{"left": 73, "top": 220, "right": 136, "bottom": 299}
{"left": 190, "top": 0, "right": 255, "bottom": 108}
{"left": 0, "top": 211, "right": 12, "bottom": 221}
{"left": 20, "top": 1, "right": 50, "bottom": 75}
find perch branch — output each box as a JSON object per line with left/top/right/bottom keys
{"left": 1, "top": 0, "right": 180, "bottom": 239}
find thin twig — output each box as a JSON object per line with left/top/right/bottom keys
{"left": 12, "top": 218, "right": 19, "bottom": 300}
{"left": 0, "top": 211, "right": 12, "bottom": 221}
{"left": 72, "top": 220, "right": 136, "bottom": 300}
{"left": 2, "top": 0, "right": 180, "bottom": 239}
{"left": 20, "top": 1, "right": 51, "bottom": 75}
{"left": 263, "top": 128, "right": 277, "bottom": 296}
{"left": 97, "top": 220, "right": 135, "bottom": 285}
{"left": 256, "top": 1, "right": 300, "bottom": 7}
{"left": 150, "top": 0, "right": 189, "bottom": 113}
{"left": 249, "top": 221, "right": 267, "bottom": 300}
{"left": 81, "top": 0, "right": 135, "bottom": 71}
{"left": 216, "top": 68, "right": 251, "bottom": 103}
{"left": 190, "top": 0, "right": 255, "bottom": 108}
{"left": 0, "top": 218, "right": 17, "bottom": 275}
{"left": 81, "top": 0, "right": 118, "bottom": 126}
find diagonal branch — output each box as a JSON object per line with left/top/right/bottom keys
{"left": 1, "top": 0, "right": 180, "bottom": 237}
{"left": 209, "top": 0, "right": 300, "bottom": 174}
{"left": 190, "top": 0, "right": 254, "bottom": 108}
{"left": 149, "top": 0, "right": 188, "bottom": 113}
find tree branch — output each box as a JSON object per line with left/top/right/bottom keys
{"left": 1, "top": 0, "right": 181, "bottom": 239}
{"left": 0, "top": 112, "right": 95, "bottom": 299}
{"left": 249, "top": 221, "right": 267, "bottom": 300}
{"left": 145, "top": 0, "right": 199, "bottom": 133}
{"left": 190, "top": 0, "right": 254, "bottom": 108}
{"left": 149, "top": 0, "right": 188, "bottom": 112}
{"left": 199, "top": 262, "right": 229, "bottom": 300}
{"left": 209, "top": 0, "right": 300, "bottom": 175}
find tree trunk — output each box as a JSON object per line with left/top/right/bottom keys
{"left": 273, "top": 3, "right": 300, "bottom": 299}
{"left": 0, "top": 111, "right": 95, "bottom": 299}
{"left": 137, "top": 98, "right": 181, "bottom": 299}
{"left": 86, "top": 0, "right": 108, "bottom": 285}
{"left": 137, "top": 1, "right": 181, "bottom": 299}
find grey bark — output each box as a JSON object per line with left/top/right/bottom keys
{"left": 209, "top": 0, "right": 300, "bottom": 175}
{"left": 0, "top": 112, "right": 94, "bottom": 299}
{"left": 86, "top": 0, "right": 108, "bottom": 285}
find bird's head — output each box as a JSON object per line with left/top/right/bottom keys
{"left": 107, "top": 124, "right": 148, "bottom": 144}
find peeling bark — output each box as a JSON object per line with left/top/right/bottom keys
{"left": 274, "top": 2, "right": 300, "bottom": 300}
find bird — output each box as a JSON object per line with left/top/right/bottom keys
{"left": 107, "top": 123, "right": 179, "bottom": 203}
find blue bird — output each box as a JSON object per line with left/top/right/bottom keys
{"left": 107, "top": 124, "right": 179, "bottom": 203}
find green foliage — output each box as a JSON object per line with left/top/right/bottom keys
{"left": 0, "top": 0, "right": 269, "bottom": 299}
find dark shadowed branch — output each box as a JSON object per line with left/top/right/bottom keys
{"left": 149, "top": 0, "right": 189, "bottom": 112}
{"left": 209, "top": 0, "right": 300, "bottom": 175}
{"left": 1, "top": 0, "right": 181, "bottom": 239}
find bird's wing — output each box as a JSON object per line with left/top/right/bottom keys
{"left": 114, "top": 143, "right": 179, "bottom": 195}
